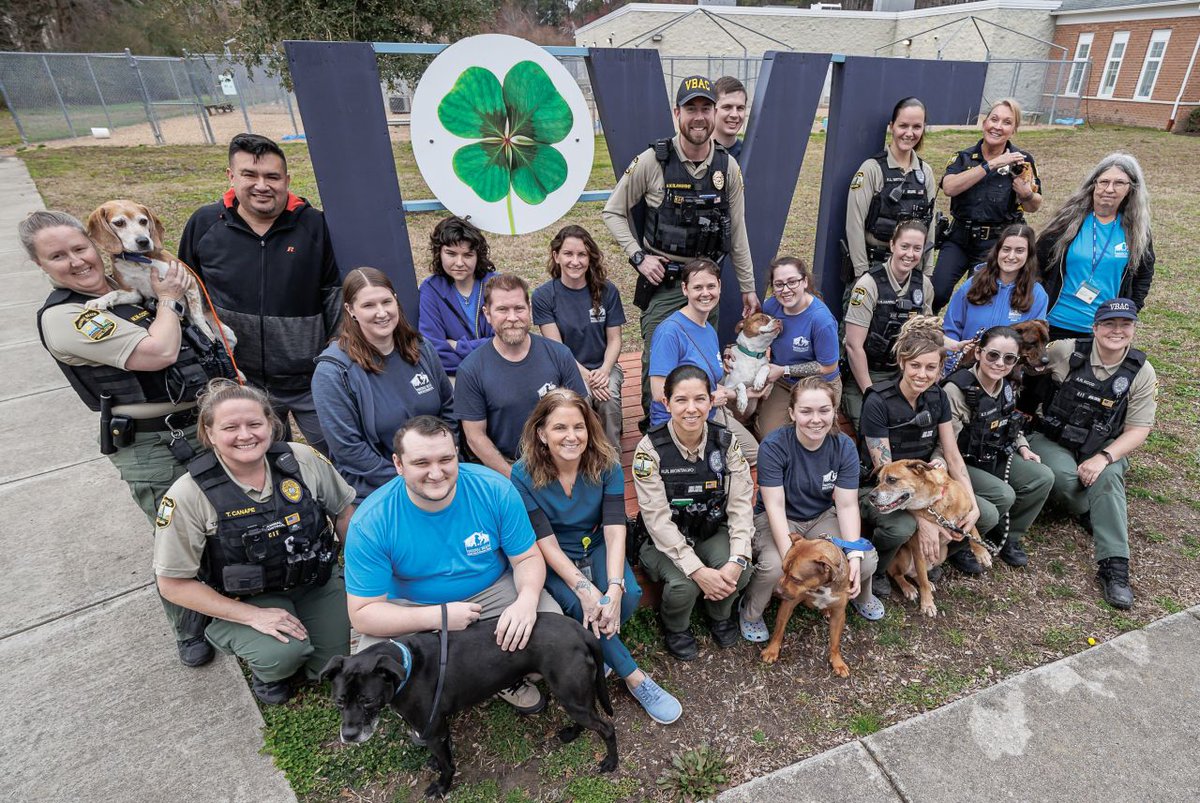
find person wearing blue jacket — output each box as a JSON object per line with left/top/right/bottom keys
{"left": 942, "top": 224, "right": 1048, "bottom": 352}
{"left": 417, "top": 216, "right": 496, "bottom": 376}
{"left": 313, "top": 268, "right": 453, "bottom": 503}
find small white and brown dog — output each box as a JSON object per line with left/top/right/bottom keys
{"left": 84, "top": 199, "right": 235, "bottom": 348}
{"left": 723, "top": 312, "right": 780, "bottom": 413}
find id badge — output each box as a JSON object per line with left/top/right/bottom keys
{"left": 576, "top": 556, "right": 593, "bottom": 582}
{"left": 1075, "top": 281, "right": 1099, "bottom": 304}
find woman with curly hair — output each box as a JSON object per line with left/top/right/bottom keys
{"left": 417, "top": 215, "right": 497, "bottom": 376}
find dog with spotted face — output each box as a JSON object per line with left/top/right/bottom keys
{"left": 760, "top": 536, "right": 852, "bottom": 676}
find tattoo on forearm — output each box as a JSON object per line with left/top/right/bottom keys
{"left": 573, "top": 577, "right": 594, "bottom": 594}
{"left": 788, "top": 361, "right": 824, "bottom": 379}
{"left": 866, "top": 437, "right": 891, "bottom": 468}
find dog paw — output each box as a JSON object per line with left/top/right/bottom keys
{"left": 831, "top": 658, "right": 850, "bottom": 678}
{"left": 902, "top": 586, "right": 919, "bottom": 602}
{"left": 84, "top": 297, "right": 115, "bottom": 311}
{"left": 557, "top": 724, "right": 582, "bottom": 744}
{"left": 920, "top": 602, "right": 938, "bottom": 618}
{"left": 760, "top": 646, "right": 781, "bottom": 664}
{"left": 978, "top": 552, "right": 994, "bottom": 569}
{"left": 598, "top": 754, "right": 619, "bottom": 773}
{"left": 423, "top": 781, "right": 450, "bottom": 799}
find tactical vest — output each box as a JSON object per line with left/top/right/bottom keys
{"left": 36, "top": 288, "right": 236, "bottom": 412}
{"left": 643, "top": 139, "right": 731, "bottom": 261}
{"left": 649, "top": 421, "right": 732, "bottom": 543}
{"left": 949, "top": 144, "right": 1028, "bottom": 225}
{"left": 943, "top": 368, "right": 1020, "bottom": 472}
{"left": 190, "top": 443, "right": 337, "bottom": 597}
{"left": 865, "top": 153, "right": 933, "bottom": 243}
{"left": 863, "top": 380, "right": 943, "bottom": 469}
{"left": 863, "top": 264, "right": 925, "bottom": 371}
{"left": 1039, "top": 338, "right": 1146, "bottom": 460}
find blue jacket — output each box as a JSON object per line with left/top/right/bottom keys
{"left": 311, "top": 339, "right": 453, "bottom": 503}
{"left": 418, "top": 273, "right": 494, "bottom": 374}
{"left": 942, "top": 270, "right": 1049, "bottom": 343}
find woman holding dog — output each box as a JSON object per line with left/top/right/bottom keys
{"left": 511, "top": 389, "right": 682, "bottom": 724}
{"left": 941, "top": 224, "right": 1049, "bottom": 351}
{"left": 755, "top": 256, "right": 841, "bottom": 437}
{"left": 741, "top": 376, "right": 883, "bottom": 644}
{"left": 313, "top": 268, "right": 453, "bottom": 503}
{"left": 941, "top": 325, "right": 1054, "bottom": 567}
{"left": 532, "top": 225, "right": 627, "bottom": 448}
{"left": 858, "top": 317, "right": 999, "bottom": 584}
{"left": 417, "top": 216, "right": 496, "bottom": 377}
{"left": 154, "top": 379, "right": 356, "bottom": 705}
{"left": 842, "top": 220, "right": 935, "bottom": 430}
{"left": 633, "top": 365, "right": 755, "bottom": 661}
{"left": 933, "top": 98, "right": 1042, "bottom": 312}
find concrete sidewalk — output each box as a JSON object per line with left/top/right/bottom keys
{"left": 0, "top": 156, "right": 295, "bottom": 803}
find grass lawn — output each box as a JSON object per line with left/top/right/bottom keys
{"left": 19, "top": 125, "right": 1200, "bottom": 802}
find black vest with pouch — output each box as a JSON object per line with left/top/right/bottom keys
{"left": 863, "top": 264, "right": 925, "bottom": 371}
{"left": 943, "top": 368, "right": 1020, "bottom": 472}
{"left": 865, "top": 152, "right": 933, "bottom": 242}
{"left": 863, "top": 380, "right": 943, "bottom": 469}
{"left": 642, "top": 139, "right": 731, "bottom": 261}
{"left": 1040, "top": 338, "right": 1146, "bottom": 460}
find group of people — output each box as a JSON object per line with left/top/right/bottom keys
{"left": 21, "top": 72, "right": 1158, "bottom": 725}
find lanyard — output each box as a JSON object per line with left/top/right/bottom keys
{"left": 676, "top": 317, "right": 723, "bottom": 385}
{"left": 1090, "top": 214, "right": 1120, "bottom": 276}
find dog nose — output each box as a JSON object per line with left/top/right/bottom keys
{"left": 1040, "top": 356, "right": 1049, "bottom": 365}
{"left": 135, "top": 236, "right": 151, "bottom": 248}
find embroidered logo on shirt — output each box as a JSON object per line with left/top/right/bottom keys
{"left": 792, "top": 335, "right": 811, "bottom": 352}
{"left": 821, "top": 470, "right": 838, "bottom": 493}
{"left": 74, "top": 309, "right": 116, "bottom": 341}
{"left": 463, "top": 531, "right": 493, "bottom": 556}
{"left": 589, "top": 307, "right": 607, "bottom": 324}
{"left": 1114, "top": 242, "right": 1128, "bottom": 256}
{"left": 411, "top": 372, "right": 433, "bottom": 394}
{"left": 155, "top": 496, "right": 175, "bottom": 528}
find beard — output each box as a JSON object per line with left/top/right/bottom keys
{"left": 498, "top": 323, "right": 530, "bottom": 346}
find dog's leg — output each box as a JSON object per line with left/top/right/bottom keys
{"left": 760, "top": 597, "right": 801, "bottom": 664}
{"left": 752, "top": 363, "right": 771, "bottom": 392}
{"left": 735, "top": 383, "right": 749, "bottom": 414}
{"left": 85, "top": 290, "right": 142, "bottom": 311}
{"left": 826, "top": 601, "right": 850, "bottom": 678}
{"left": 912, "top": 545, "right": 938, "bottom": 618}
{"left": 968, "top": 532, "right": 993, "bottom": 569}
{"left": 552, "top": 681, "right": 619, "bottom": 772}
{"left": 889, "top": 551, "right": 919, "bottom": 601}
{"left": 557, "top": 723, "right": 583, "bottom": 743}
{"left": 423, "top": 730, "right": 455, "bottom": 798}
{"left": 181, "top": 285, "right": 217, "bottom": 340}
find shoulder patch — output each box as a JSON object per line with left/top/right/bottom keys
{"left": 850, "top": 286, "right": 867, "bottom": 307}
{"left": 155, "top": 496, "right": 175, "bottom": 529}
{"left": 850, "top": 171, "right": 864, "bottom": 190}
{"left": 625, "top": 155, "right": 639, "bottom": 175}
{"left": 74, "top": 309, "right": 116, "bottom": 341}
{"left": 305, "top": 444, "right": 333, "bottom": 465}
{"left": 632, "top": 451, "right": 654, "bottom": 479}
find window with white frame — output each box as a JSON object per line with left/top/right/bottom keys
{"left": 1099, "top": 31, "right": 1130, "bottom": 98}
{"left": 1135, "top": 29, "right": 1171, "bottom": 99}
{"left": 1066, "top": 33, "right": 1094, "bottom": 96}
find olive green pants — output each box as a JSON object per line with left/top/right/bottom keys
{"left": 966, "top": 457, "right": 1054, "bottom": 545}
{"left": 859, "top": 485, "right": 1000, "bottom": 573}
{"left": 639, "top": 527, "right": 752, "bottom": 633}
{"left": 205, "top": 574, "right": 351, "bottom": 682}
{"left": 108, "top": 424, "right": 207, "bottom": 641}
{"left": 638, "top": 282, "right": 718, "bottom": 422}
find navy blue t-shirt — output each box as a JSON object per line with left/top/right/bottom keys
{"left": 366, "top": 349, "right": 454, "bottom": 450}
{"left": 454, "top": 335, "right": 589, "bottom": 460}
{"left": 756, "top": 428, "right": 859, "bottom": 521}
{"left": 532, "top": 279, "right": 626, "bottom": 370}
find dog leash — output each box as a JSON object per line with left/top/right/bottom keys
{"left": 420, "top": 603, "right": 450, "bottom": 743}
{"left": 923, "top": 502, "right": 1002, "bottom": 557}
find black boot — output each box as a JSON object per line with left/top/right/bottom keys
{"left": 947, "top": 545, "right": 984, "bottom": 576}
{"left": 998, "top": 536, "right": 1028, "bottom": 568}
{"left": 1096, "top": 557, "right": 1134, "bottom": 609}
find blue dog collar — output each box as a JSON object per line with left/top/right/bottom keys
{"left": 117, "top": 251, "right": 154, "bottom": 264}
{"left": 831, "top": 536, "right": 875, "bottom": 553}
{"left": 388, "top": 639, "right": 414, "bottom": 698}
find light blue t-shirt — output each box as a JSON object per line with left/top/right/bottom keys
{"left": 762, "top": 295, "right": 841, "bottom": 381}
{"left": 648, "top": 310, "right": 722, "bottom": 426}
{"left": 942, "top": 271, "right": 1050, "bottom": 342}
{"left": 344, "top": 463, "right": 536, "bottom": 604}
{"left": 510, "top": 461, "right": 624, "bottom": 561}
{"left": 1048, "top": 213, "right": 1127, "bottom": 333}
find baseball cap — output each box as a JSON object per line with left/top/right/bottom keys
{"left": 676, "top": 76, "right": 717, "bottom": 106}
{"left": 1093, "top": 297, "right": 1139, "bottom": 323}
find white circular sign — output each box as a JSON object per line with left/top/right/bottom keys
{"left": 411, "top": 34, "right": 594, "bottom": 236}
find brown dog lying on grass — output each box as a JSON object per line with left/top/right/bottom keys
{"left": 868, "top": 459, "right": 992, "bottom": 618}
{"left": 760, "top": 537, "right": 851, "bottom": 677}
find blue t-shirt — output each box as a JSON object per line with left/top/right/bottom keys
{"left": 762, "top": 295, "right": 841, "bottom": 381}
{"left": 532, "top": 279, "right": 626, "bottom": 370}
{"left": 454, "top": 335, "right": 589, "bottom": 460}
{"left": 510, "top": 461, "right": 624, "bottom": 561}
{"left": 648, "top": 310, "right": 723, "bottom": 426}
{"left": 942, "top": 271, "right": 1050, "bottom": 342}
{"left": 366, "top": 350, "right": 454, "bottom": 450}
{"left": 344, "top": 463, "right": 535, "bottom": 603}
{"left": 1048, "top": 213, "right": 1127, "bottom": 333}
{"left": 756, "top": 428, "right": 859, "bottom": 521}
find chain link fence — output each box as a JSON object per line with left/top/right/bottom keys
{"left": 984, "top": 57, "right": 1089, "bottom": 126}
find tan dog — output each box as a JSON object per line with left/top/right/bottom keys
{"left": 868, "top": 459, "right": 992, "bottom": 617}
{"left": 85, "top": 200, "right": 235, "bottom": 349}
{"left": 723, "top": 312, "right": 780, "bottom": 413}
{"left": 760, "top": 537, "right": 851, "bottom": 677}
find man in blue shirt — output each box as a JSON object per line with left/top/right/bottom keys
{"left": 344, "top": 415, "right": 561, "bottom": 714}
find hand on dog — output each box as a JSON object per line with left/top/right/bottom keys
{"left": 958, "top": 505, "right": 981, "bottom": 534}
{"left": 495, "top": 597, "right": 538, "bottom": 651}
{"left": 742, "top": 292, "right": 761, "bottom": 318}
{"left": 247, "top": 606, "right": 309, "bottom": 643}
{"left": 848, "top": 557, "right": 861, "bottom": 598}
{"left": 710, "top": 386, "right": 732, "bottom": 409}
{"left": 916, "top": 518, "right": 942, "bottom": 566}
{"left": 446, "top": 601, "right": 483, "bottom": 631}
{"left": 151, "top": 260, "right": 187, "bottom": 304}
{"left": 692, "top": 566, "right": 737, "bottom": 601}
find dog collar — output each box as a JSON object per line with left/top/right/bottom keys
{"left": 388, "top": 639, "right": 414, "bottom": 698}
{"left": 830, "top": 536, "right": 875, "bottom": 552}
{"left": 736, "top": 343, "right": 767, "bottom": 359}
{"left": 118, "top": 251, "right": 154, "bottom": 264}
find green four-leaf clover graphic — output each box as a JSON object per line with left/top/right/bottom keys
{"left": 437, "top": 60, "right": 574, "bottom": 234}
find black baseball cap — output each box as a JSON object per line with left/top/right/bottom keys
{"left": 676, "top": 76, "right": 717, "bottom": 106}
{"left": 1094, "top": 297, "right": 1139, "bottom": 323}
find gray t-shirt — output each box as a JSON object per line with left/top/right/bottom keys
{"left": 532, "top": 279, "right": 626, "bottom": 370}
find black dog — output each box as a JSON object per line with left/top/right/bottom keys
{"left": 321, "top": 613, "right": 618, "bottom": 798}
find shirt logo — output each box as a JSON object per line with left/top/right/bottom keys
{"left": 463, "top": 531, "right": 493, "bottom": 557}
{"left": 792, "top": 335, "right": 811, "bottom": 353}
{"left": 286, "top": 246, "right": 296, "bottom": 253}
{"left": 537, "top": 382, "right": 559, "bottom": 398}
{"left": 410, "top": 372, "right": 433, "bottom": 394}
{"left": 821, "top": 470, "right": 838, "bottom": 492}
{"left": 589, "top": 307, "right": 607, "bottom": 324}
{"left": 1114, "top": 242, "right": 1128, "bottom": 256}
{"left": 74, "top": 309, "right": 116, "bottom": 341}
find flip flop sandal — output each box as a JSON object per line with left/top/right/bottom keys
{"left": 852, "top": 594, "right": 886, "bottom": 621}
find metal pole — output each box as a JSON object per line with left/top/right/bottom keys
{"left": 41, "top": 54, "right": 76, "bottom": 138}
{"left": 228, "top": 63, "right": 253, "bottom": 133}
{"left": 182, "top": 52, "right": 215, "bottom": 145}
{"left": 85, "top": 56, "right": 114, "bottom": 131}
{"left": 283, "top": 84, "right": 298, "bottom": 135}
{"left": 1048, "top": 55, "right": 1064, "bottom": 124}
{"left": 0, "top": 75, "right": 29, "bottom": 146}
{"left": 127, "top": 49, "right": 164, "bottom": 144}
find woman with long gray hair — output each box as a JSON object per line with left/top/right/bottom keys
{"left": 1037, "top": 152, "right": 1154, "bottom": 340}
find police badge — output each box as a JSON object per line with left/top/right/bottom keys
{"left": 1112, "top": 376, "right": 1130, "bottom": 396}
{"left": 712, "top": 170, "right": 725, "bottom": 190}
{"left": 708, "top": 448, "right": 725, "bottom": 474}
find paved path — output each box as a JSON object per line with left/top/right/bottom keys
{"left": 0, "top": 156, "right": 295, "bottom": 803}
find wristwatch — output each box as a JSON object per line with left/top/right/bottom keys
{"left": 1100, "top": 449, "right": 1116, "bottom": 465}
{"left": 608, "top": 578, "right": 626, "bottom": 591}
{"left": 980, "top": 161, "right": 992, "bottom": 174}
{"left": 161, "top": 298, "right": 186, "bottom": 318}
{"left": 728, "top": 556, "right": 749, "bottom": 569}
{"left": 629, "top": 250, "right": 646, "bottom": 268}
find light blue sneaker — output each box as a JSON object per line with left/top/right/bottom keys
{"left": 629, "top": 676, "right": 682, "bottom": 725}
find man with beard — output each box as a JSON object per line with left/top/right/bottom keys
{"left": 454, "top": 274, "right": 588, "bottom": 478}
{"left": 603, "top": 75, "right": 757, "bottom": 424}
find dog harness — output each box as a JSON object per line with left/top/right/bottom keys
{"left": 642, "top": 138, "right": 731, "bottom": 262}
{"left": 1039, "top": 337, "right": 1146, "bottom": 460}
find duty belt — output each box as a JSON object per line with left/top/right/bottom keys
{"left": 129, "top": 408, "right": 198, "bottom": 433}
{"left": 957, "top": 219, "right": 1008, "bottom": 242}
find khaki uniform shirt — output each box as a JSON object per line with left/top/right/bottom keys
{"left": 845, "top": 151, "right": 936, "bottom": 277}
{"left": 602, "top": 135, "right": 754, "bottom": 293}
{"left": 1046, "top": 339, "right": 1157, "bottom": 429}
{"left": 632, "top": 422, "right": 754, "bottom": 576}
{"left": 943, "top": 365, "right": 1030, "bottom": 451}
{"left": 843, "top": 265, "right": 934, "bottom": 331}
{"left": 153, "top": 443, "right": 355, "bottom": 578}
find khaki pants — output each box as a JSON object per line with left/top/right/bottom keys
{"left": 591, "top": 361, "right": 625, "bottom": 450}
{"left": 755, "top": 376, "right": 844, "bottom": 439}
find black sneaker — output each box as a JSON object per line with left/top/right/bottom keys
{"left": 926, "top": 565, "right": 944, "bottom": 583}
{"left": 663, "top": 628, "right": 699, "bottom": 661}
{"left": 999, "top": 537, "right": 1029, "bottom": 568}
{"left": 251, "top": 675, "right": 293, "bottom": 705}
{"left": 1096, "top": 557, "right": 1134, "bottom": 609}
{"left": 947, "top": 546, "right": 984, "bottom": 576}
{"left": 873, "top": 571, "right": 892, "bottom": 597}
{"left": 177, "top": 636, "right": 214, "bottom": 668}
{"left": 709, "top": 617, "right": 739, "bottom": 649}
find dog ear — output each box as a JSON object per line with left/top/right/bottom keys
{"left": 85, "top": 206, "right": 122, "bottom": 254}
{"left": 142, "top": 204, "right": 166, "bottom": 249}
{"left": 787, "top": 530, "right": 805, "bottom": 544}
{"left": 815, "top": 551, "right": 848, "bottom": 587}
{"left": 373, "top": 652, "right": 408, "bottom": 688}
{"left": 734, "top": 319, "right": 746, "bottom": 336}
{"left": 318, "top": 654, "right": 345, "bottom": 683}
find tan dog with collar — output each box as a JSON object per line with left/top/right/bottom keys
{"left": 760, "top": 537, "right": 851, "bottom": 676}
{"left": 723, "top": 312, "right": 780, "bottom": 413}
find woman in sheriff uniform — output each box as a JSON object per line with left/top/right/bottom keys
{"left": 21, "top": 209, "right": 236, "bottom": 668}
{"left": 154, "top": 379, "right": 356, "bottom": 705}
{"left": 932, "top": 98, "right": 1043, "bottom": 311}
{"left": 633, "top": 365, "right": 755, "bottom": 661}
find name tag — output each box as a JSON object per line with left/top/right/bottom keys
{"left": 1075, "top": 281, "right": 1099, "bottom": 305}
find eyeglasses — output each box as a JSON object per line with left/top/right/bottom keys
{"left": 772, "top": 278, "right": 804, "bottom": 292}
{"left": 982, "top": 349, "right": 1019, "bottom": 366}
{"left": 1095, "top": 179, "right": 1131, "bottom": 190}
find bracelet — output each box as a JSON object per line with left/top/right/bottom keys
{"left": 1101, "top": 449, "right": 1115, "bottom": 465}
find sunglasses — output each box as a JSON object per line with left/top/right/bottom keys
{"left": 982, "top": 349, "right": 1019, "bottom": 366}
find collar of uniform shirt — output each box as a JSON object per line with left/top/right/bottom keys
{"left": 666, "top": 420, "right": 707, "bottom": 460}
